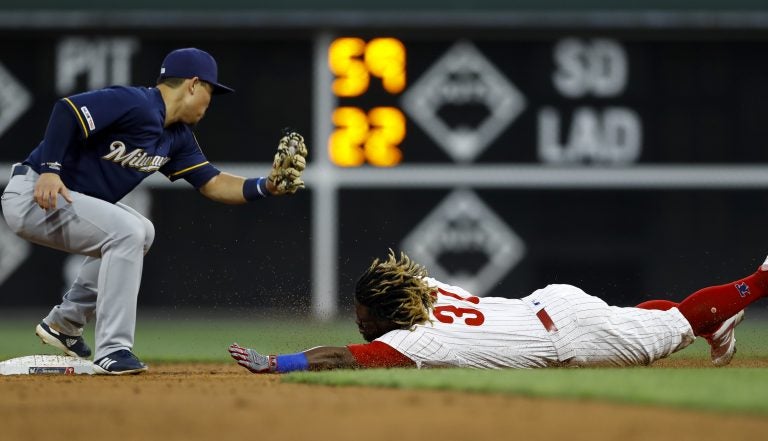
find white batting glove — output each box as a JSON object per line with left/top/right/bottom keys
{"left": 228, "top": 343, "right": 275, "bottom": 374}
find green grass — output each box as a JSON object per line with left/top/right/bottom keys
{"left": 1, "top": 313, "right": 767, "bottom": 414}
{"left": 0, "top": 313, "right": 362, "bottom": 362}
{"left": 2, "top": 313, "right": 767, "bottom": 362}
{"left": 285, "top": 367, "right": 768, "bottom": 414}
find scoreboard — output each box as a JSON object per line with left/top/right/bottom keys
{"left": 3, "top": 30, "right": 768, "bottom": 165}
{"left": 325, "top": 33, "right": 768, "bottom": 166}
{"left": 328, "top": 37, "right": 406, "bottom": 167}
{"left": 1, "top": 24, "right": 768, "bottom": 315}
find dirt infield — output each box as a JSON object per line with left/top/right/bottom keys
{"left": 2, "top": 361, "right": 767, "bottom": 441}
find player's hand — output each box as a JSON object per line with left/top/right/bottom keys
{"left": 229, "top": 343, "right": 274, "bottom": 373}
{"left": 267, "top": 129, "right": 308, "bottom": 196}
{"left": 34, "top": 173, "right": 73, "bottom": 210}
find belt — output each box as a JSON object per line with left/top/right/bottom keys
{"left": 536, "top": 308, "right": 559, "bottom": 333}
{"left": 11, "top": 164, "right": 30, "bottom": 177}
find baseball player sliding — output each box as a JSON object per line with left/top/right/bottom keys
{"left": 1, "top": 48, "right": 307, "bottom": 375}
{"left": 230, "top": 250, "right": 762, "bottom": 372}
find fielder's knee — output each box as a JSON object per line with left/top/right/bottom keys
{"left": 107, "top": 217, "right": 148, "bottom": 255}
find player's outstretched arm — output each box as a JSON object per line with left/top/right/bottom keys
{"left": 198, "top": 172, "right": 251, "bottom": 204}
{"left": 228, "top": 343, "right": 357, "bottom": 373}
{"left": 198, "top": 130, "right": 307, "bottom": 203}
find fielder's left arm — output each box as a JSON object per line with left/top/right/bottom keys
{"left": 199, "top": 130, "right": 307, "bottom": 204}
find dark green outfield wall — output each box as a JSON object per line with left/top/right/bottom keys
{"left": 3, "top": 0, "right": 768, "bottom": 314}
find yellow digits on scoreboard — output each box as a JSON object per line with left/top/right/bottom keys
{"left": 329, "top": 37, "right": 407, "bottom": 166}
{"left": 365, "top": 107, "right": 405, "bottom": 166}
{"left": 329, "top": 107, "right": 405, "bottom": 167}
{"left": 329, "top": 37, "right": 406, "bottom": 97}
{"left": 364, "top": 38, "right": 406, "bottom": 94}
{"left": 329, "top": 38, "right": 368, "bottom": 97}
{"left": 329, "top": 107, "right": 368, "bottom": 167}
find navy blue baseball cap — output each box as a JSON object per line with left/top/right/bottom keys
{"left": 158, "top": 48, "right": 234, "bottom": 94}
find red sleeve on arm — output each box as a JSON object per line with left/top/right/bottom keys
{"left": 346, "top": 341, "right": 415, "bottom": 368}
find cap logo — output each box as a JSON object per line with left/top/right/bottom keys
{"left": 160, "top": 67, "right": 166, "bottom": 74}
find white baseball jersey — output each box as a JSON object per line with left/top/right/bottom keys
{"left": 375, "top": 279, "right": 696, "bottom": 369}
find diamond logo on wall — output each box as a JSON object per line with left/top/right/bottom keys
{"left": 401, "top": 190, "right": 525, "bottom": 297}
{"left": 0, "top": 62, "right": 32, "bottom": 140}
{"left": 401, "top": 41, "right": 526, "bottom": 163}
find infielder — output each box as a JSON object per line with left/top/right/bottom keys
{"left": 229, "top": 250, "right": 761, "bottom": 372}
{"left": 1, "top": 48, "right": 307, "bottom": 375}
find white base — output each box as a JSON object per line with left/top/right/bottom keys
{"left": 0, "top": 355, "right": 94, "bottom": 375}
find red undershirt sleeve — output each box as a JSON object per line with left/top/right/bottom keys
{"left": 346, "top": 341, "right": 415, "bottom": 368}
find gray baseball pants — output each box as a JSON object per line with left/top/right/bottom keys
{"left": 1, "top": 165, "right": 154, "bottom": 359}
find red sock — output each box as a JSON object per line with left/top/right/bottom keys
{"left": 636, "top": 299, "right": 678, "bottom": 310}
{"left": 676, "top": 270, "right": 768, "bottom": 335}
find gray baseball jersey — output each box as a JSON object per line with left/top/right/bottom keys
{"left": 376, "top": 279, "right": 695, "bottom": 368}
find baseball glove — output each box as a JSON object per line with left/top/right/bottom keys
{"left": 267, "top": 129, "right": 308, "bottom": 195}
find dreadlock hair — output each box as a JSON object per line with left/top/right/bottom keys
{"left": 355, "top": 249, "right": 437, "bottom": 329}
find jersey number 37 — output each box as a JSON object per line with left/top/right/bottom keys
{"left": 434, "top": 288, "right": 485, "bottom": 326}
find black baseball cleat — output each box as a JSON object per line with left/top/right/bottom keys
{"left": 93, "top": 350, "right": 148, "bottom": 375}
{"left": 35, "top": 321, "right": 92, "bottom": 358}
